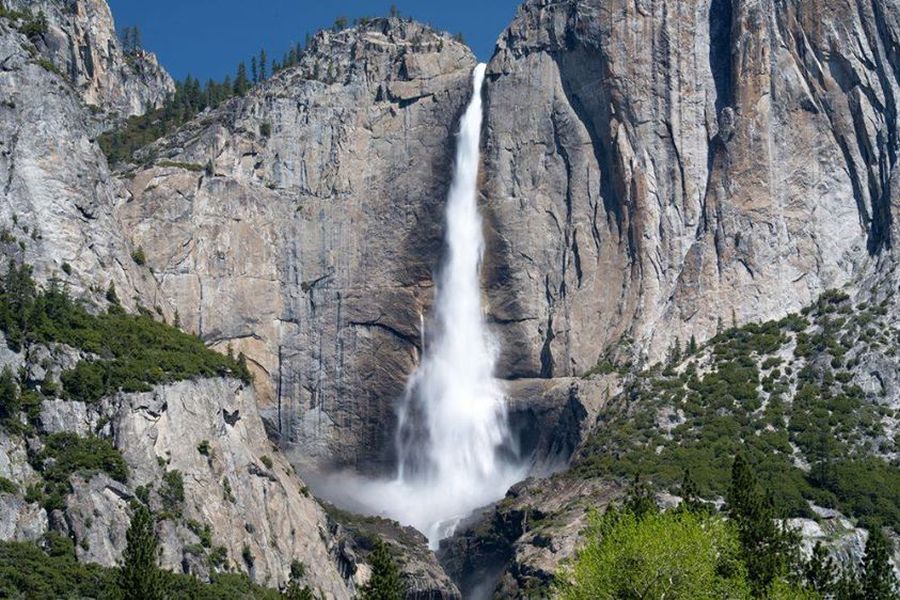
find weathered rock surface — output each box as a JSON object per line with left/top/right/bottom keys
{"left": 3, "top": 376, "right": 356, "bottom": 597}
{"left": 111, "top": 378, "right": 351, "bottom": 594}
{"left": 323, "top": 506, "right": 462, "bottom": 599}
{"left": 482, "top": 0, "right": 900, "bottom": 377}
{"left": 119, "top": 19, "right": 477, "bottom": 472}
{"left": 115, "top": 0, "right": 900, "bottom": 482}
{"left": 5, "top": 0, "right": 173, "bottom": 118}
{"left": 0, "top": 16, "right": 166, "bottom": 312}
{"left": 0, "top": 432, "right": 47, "bottom": 542}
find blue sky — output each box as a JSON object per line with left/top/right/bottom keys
{"left": 107, "top": 1, "right": 521, "bottom": 82}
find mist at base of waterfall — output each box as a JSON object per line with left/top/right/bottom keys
{"left": 306, "top": 461, "right": 526, "bottom": 549}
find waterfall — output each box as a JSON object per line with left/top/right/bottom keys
{"left": 308, "top": 64, "right": 523, "bottom": 550}
{"left": 393, "top": 62, "right": 521, "bottom": 546}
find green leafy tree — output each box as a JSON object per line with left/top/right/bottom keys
{"left": 555, "top": 508, "right": 751, "bottom": 599}
{"left": 359, "top": 539, "right": 406, "bottom": 600}
{"left": 118, "top": 505, "right": 164, "bottom": 600}
{"left": 861, "top": 527, "right": 898, "bottom": 599}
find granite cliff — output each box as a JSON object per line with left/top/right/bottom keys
{"left": 118, "top": 19, "right": 478, "bottom": 472}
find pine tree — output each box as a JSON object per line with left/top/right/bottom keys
{"left": 669, "top": 338, "right": 682, "bottom": 365}
{"left": 688, "top": 334, "right": 698, "bottom": 354}
{"left": 259, "top": 49, "right": 268, "bottom": 80}
{"left": 727, "top": 453, "right": 800, "bottom": 597}
{"left": 234, "top": 62, "right": 249, "bottom": 96}
{"left": 678, "top": 469, "right": 705, "bottom": 514}
{"left": 805, "top": 542, "right": 836, "bottom": 594}
{"left": 251, "top": 56, "right": 259, "bottom": 84}
{"left": 360, "top": 539, "right": 406, "bottom": 600}
{"left": 861, "top": 527, "right": 898, "bottom": 599}
{"left": 624, "top": 475, "right": 657, "bottom": 520}
{"left": 0, "top": 366, "right": 19, "bottom": 426}
{"left": 118, "top": 505, "right": 164, "bottom": 600}
{"left": 389, "top": 4, "right": 400, "bottom": 18}
{"left": 835, "top": 566, "right": 863, "bottom": 600}
{"left": 283, "top": 580, "right": 314, "bottom": 599}
{"left": 132, "top": 26, "right": 142, "bottom": 52}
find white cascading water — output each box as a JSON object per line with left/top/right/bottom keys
{"left": 312, "top": 64, "right": 523, "bottom": 549}
{"left": 393, "top": 62, "right": 522, "bottom": 546}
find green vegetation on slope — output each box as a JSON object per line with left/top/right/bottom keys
{"left": 0, "top": 262, "right": 251, "bottom": 404}
{"left": 28, "top": 432, "right": 128, "bottom": 511}
{"left": 98, "top": 43, "right": 308, "bottom": 166}
{"left": 574, "top": 291, "right": 900, "bottom": 530}
{"left": 556, "top": 508, "right": 754, "bottom": 599}
{"left": 557, "top": 460, "right": 898, "bottom": 599}
{"left": 0, "top": 535, "right": 283, "bottom": 599}
{"left": 0, "top": 2, "right": 48, "bottom": 40}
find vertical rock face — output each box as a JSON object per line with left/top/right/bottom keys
{"left": 119, "top": 19, "right": 477, "bottom": 472}
{"left": 482, "top": 0, "right": 900, "bottom": 378}
{"left": 0, "top": 17, "right": 164, "bottom": 312}
{"left": 6, "top": 0, "right": 173, "bottom": 118}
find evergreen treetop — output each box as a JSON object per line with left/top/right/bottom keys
{"left": 118, "top": 504, "right": 164, "bottom": 600}
{"left": 359, "top": 539, "right": 406, "bottom": 600}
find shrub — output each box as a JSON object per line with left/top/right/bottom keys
{"left": 0, "top": 477, "right": 17, "bottom": 494}
{"left": 131, "top": 247, "right": 147, "bottom": 266}
{"left": 30, "top": 433, "right": 127, "bottom": 511}
{"left": 159, "top": 470, "right": 185, "bottom": 518}
{"left": 0, "top": 539, "right": 282, "bottom": 599}
{"left": 38, "top": 433, "right": 127, "bottom": 484}
{"left": 19, "top": 10, "right": 48, "bottom": 38}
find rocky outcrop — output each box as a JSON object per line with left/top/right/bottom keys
{"left": 482, "top": 0, "right": 900, "bottom": 377}
{"left": 25, "top": 377, "right": 354, "bottom": 595}
{"left": 119, "top": 18, "right": 477, "bottom": 472}
{"left": 5, "top": 0, "right": 173, "bottom": 118}
{"left": 0, "top": 16, "right": 166, "bottom": 312}
{"left": 439, "top": 477, "right": 622, "bottom": 599}
{"left": 0, "top": 432, "right": 47, "bottom": 542}
{"left": 323, "top": 506, "right": 462, "bottom": 599}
